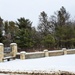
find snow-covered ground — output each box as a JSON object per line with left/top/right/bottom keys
{"left": 0, "top": 54, "right": 75, "bottom": 73}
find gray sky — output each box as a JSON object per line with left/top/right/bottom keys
{"left": 0, "top": 0, "right": 75, "bottom": 27}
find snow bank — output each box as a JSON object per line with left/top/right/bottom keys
{"left": 0, "top": 54, "right": 75, "bottom": 74}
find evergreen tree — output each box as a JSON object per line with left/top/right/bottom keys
{"left": 15, "top": 17, "right": 34, "bottom": 50}
{"left": 0, "top": 17, "right": 4, "bottom": 43}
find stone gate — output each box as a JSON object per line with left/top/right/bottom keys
{"left": 0, "top": 43, "right": 17, "bottom": 62}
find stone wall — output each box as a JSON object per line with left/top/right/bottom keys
{"left": 16, "top": 48, "right": 75, "bottom": 60}
{"left": 25, "top": 52, "right": 45, "bottom": 59}
{"left": 67, "top": 49, "right": 75, "bottom": 54}
{"left": 49, "top": 50, "right": 64, "bottom": 56}
{"left": 0, "top": 42, "right": 75, "bottom": 61}
{"left": 0, "top": 43, "right": 4, "bottom": 62}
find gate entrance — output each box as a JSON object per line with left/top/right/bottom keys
{"left": 0, "top": 43, "right": 17, "bottom": 62}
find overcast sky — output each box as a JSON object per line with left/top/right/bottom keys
{"left": 0, "top": 0, "right": 75, "bottom": 27}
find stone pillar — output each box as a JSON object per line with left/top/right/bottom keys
{"left": 0, "top": 43, "right": 4, "bottom": 62}
{"left": 20, "top": 51, "right": 26, "bottom": 60}
{"left": 10, "top": 43, "right": 17, "bottom": 57}
{"left": 62, "top": 48, "right": 67, "bottom": 55}
{"left": 44, "top": 49, "right": 49, "bottom": 57}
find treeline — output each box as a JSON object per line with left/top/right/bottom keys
{"left": 0, "top": 6, "right": 75, "bottom": 51}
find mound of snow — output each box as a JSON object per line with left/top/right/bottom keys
{"left": 0, "top": 54, "right": 75, "bottom": 73}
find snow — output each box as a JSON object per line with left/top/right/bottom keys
{"left": 10, "top": 43, "right": 17, "bottom": 45}
{"left": 0, "top": 43, "right": 3, "bottom": 45}
{"left": 0, "top": 54, "right": 75, "bottom": 73}
{"left": 20, "top": 51, "right": 26, "bottom": 54}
